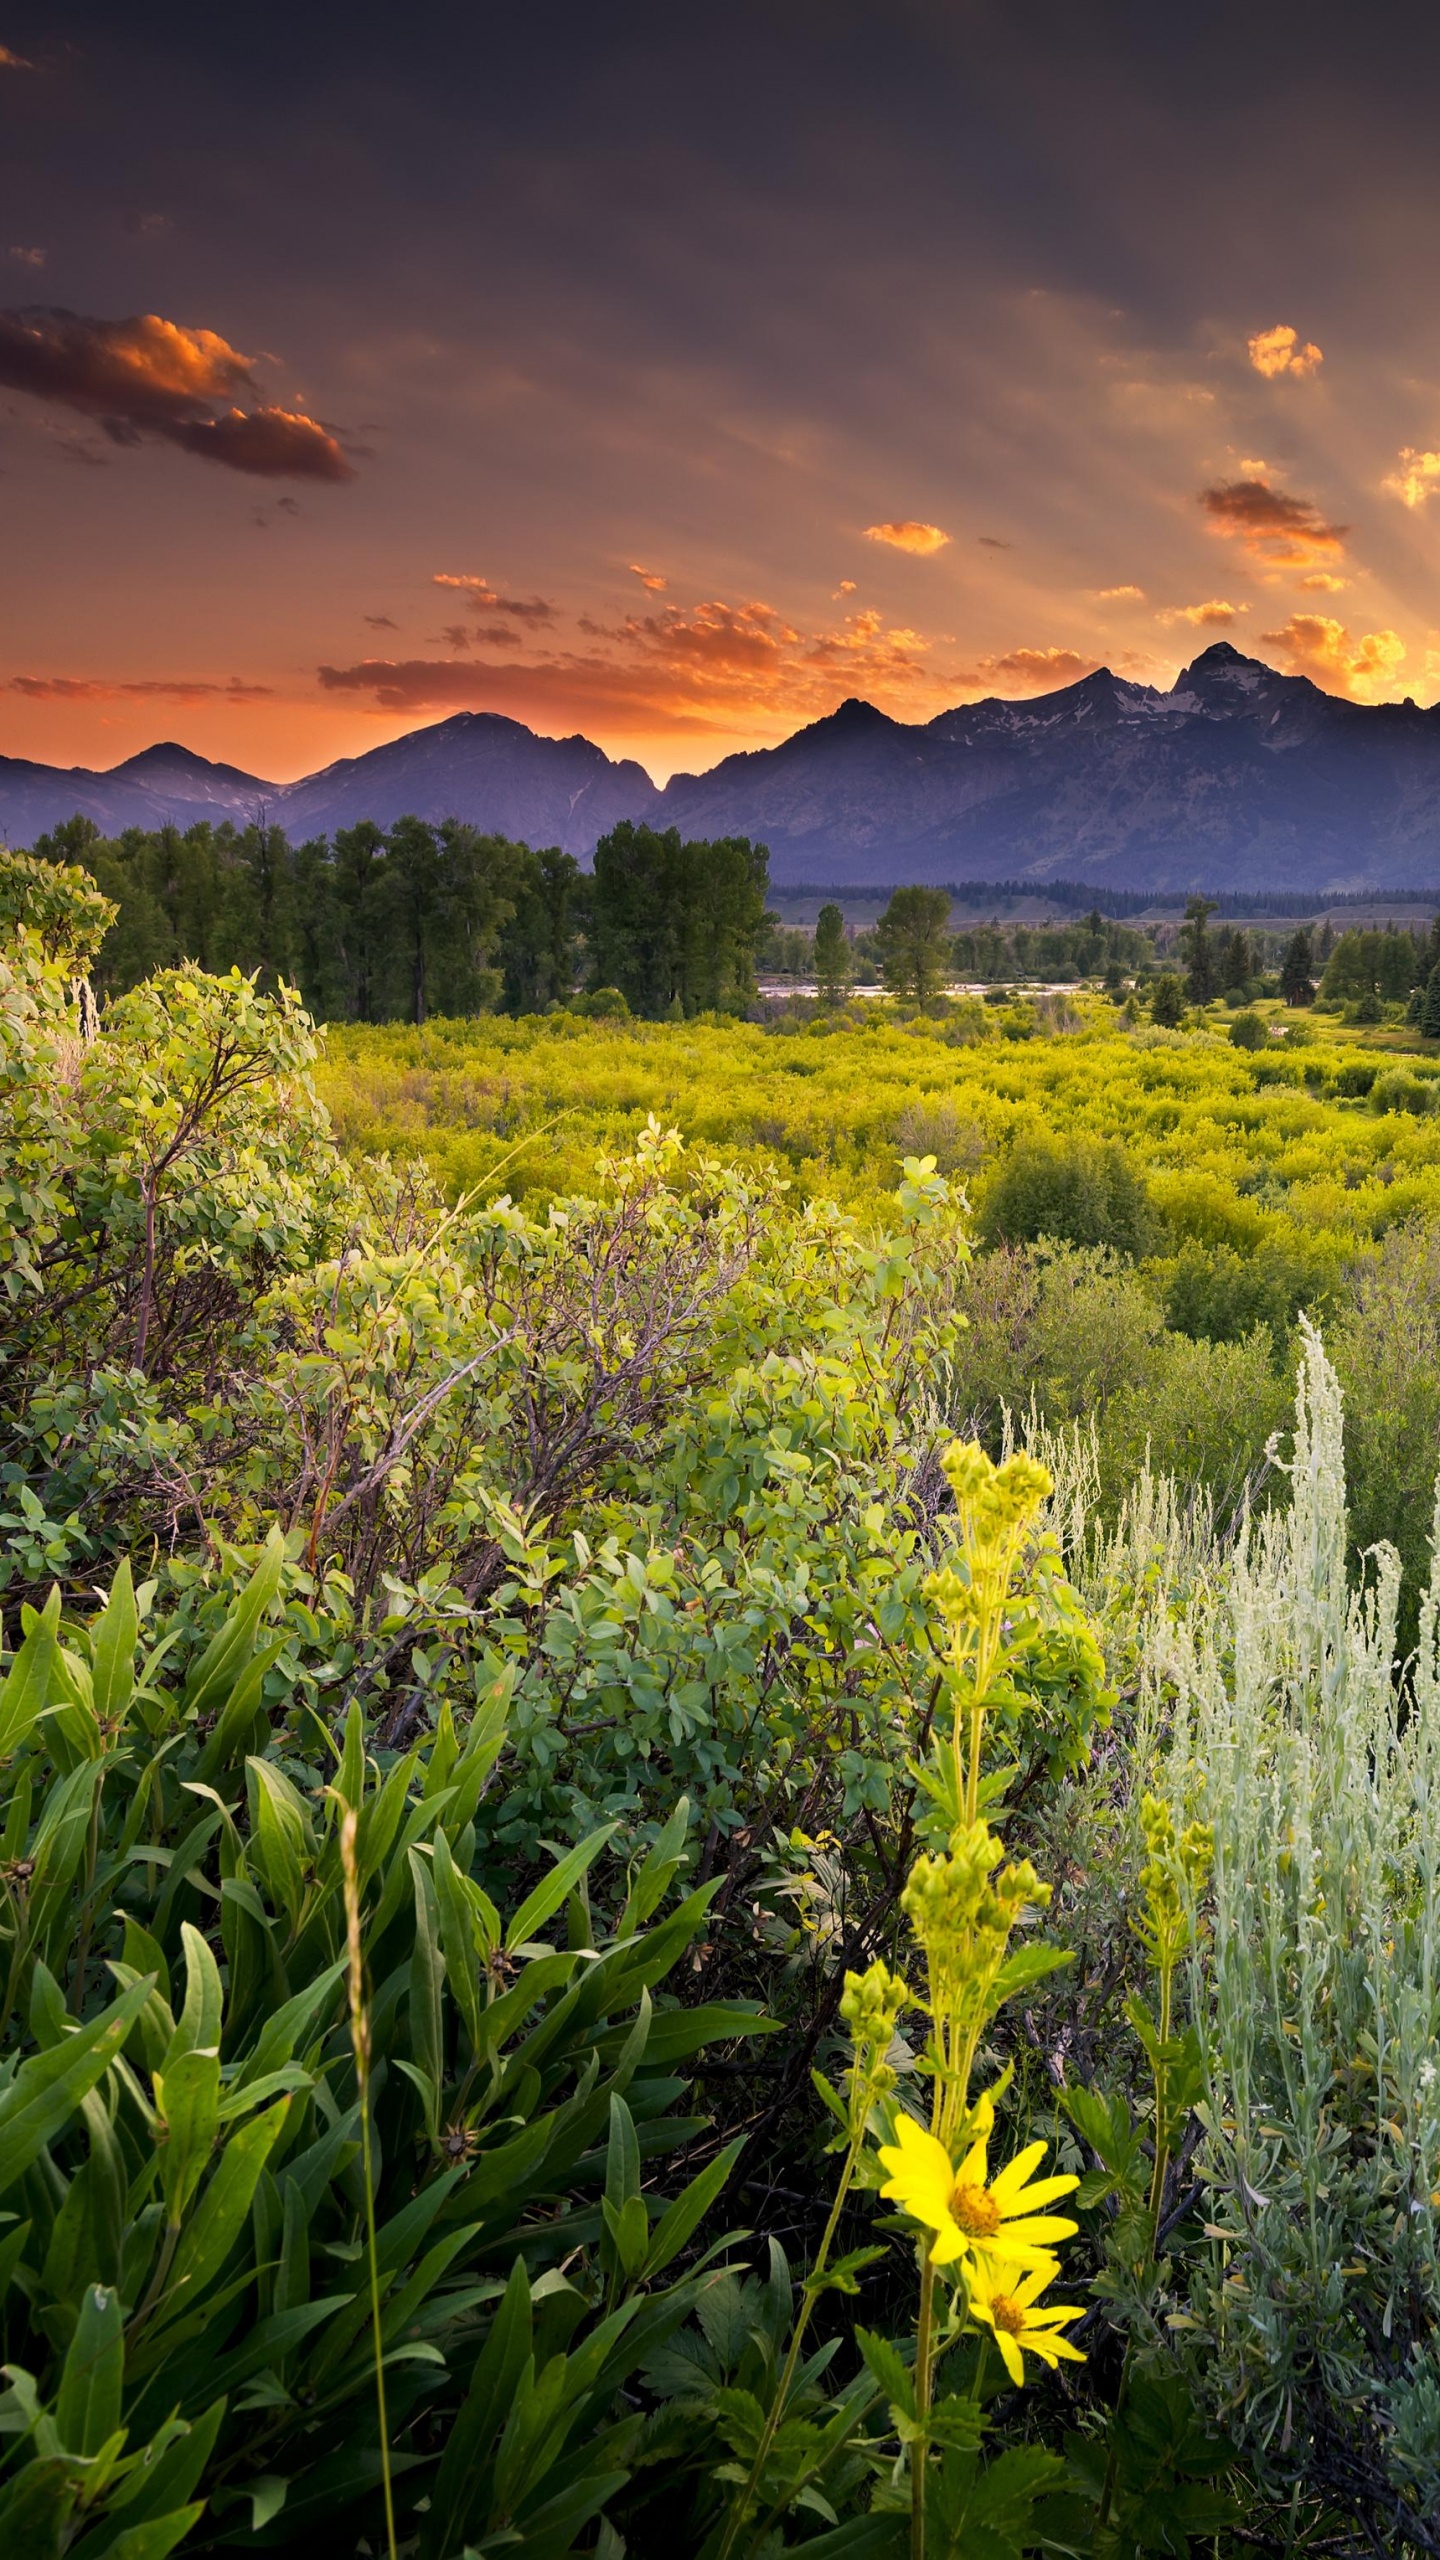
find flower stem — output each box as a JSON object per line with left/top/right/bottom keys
{"left": 911, "top": 2250, "right": 935, "bottom": 2560}
{"left": 720, "top": 2130, "right": 865, "bottom": 2560}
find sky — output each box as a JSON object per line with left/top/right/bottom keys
{"left": 5, "top": 0, "right": 1440, "bottom": 784}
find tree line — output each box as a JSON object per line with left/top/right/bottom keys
{"left": 29, "top": 814, "right": 771, "bottom": 1023}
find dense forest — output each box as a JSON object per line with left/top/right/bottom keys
{"left": 29, "top": 813, "right": 770, "bottom": 1022}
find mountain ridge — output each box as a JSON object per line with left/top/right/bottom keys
{"left": 5, "top": 645, "right": 1440, "bottom": 892}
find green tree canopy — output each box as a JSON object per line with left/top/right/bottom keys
{"left": 874, "top": 884, "right": 952, "bottom": 1002}
{"left": 813, "top": 901, "right": 850, "bottom": 1002}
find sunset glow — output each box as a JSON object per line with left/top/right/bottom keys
{"left": 5, "top": 5, "right": 1440, "bottom": 783}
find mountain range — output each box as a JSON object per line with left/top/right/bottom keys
{"left": 7, "top": 644, "right": 1440, "bottom": 892}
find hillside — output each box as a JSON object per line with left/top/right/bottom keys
{"left": 7, "top": 646, "right": 1440, "bottom": 889}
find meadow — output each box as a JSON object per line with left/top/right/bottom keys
{"left": 2, "top": 848, "right": 1439, "bottom": 2559}
{"left": 316, "top": 991, "right": 1440, "bottom": 1241}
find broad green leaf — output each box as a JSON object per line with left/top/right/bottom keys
{"left": 0, "top": 1975, "right": 153, "bottom": 2201}
{"left": 505, "top": 1823, "right": 618, "bottom": 1953}
{"left": 183, "top": 1528, "right": 285, "bottom": 1727}
{"left": 56, "top": 2283, "right": 123, "bottom": 2457}
{"left": 0, "top": 1585, "right": 61, "bottom": 1759}
{"left": 155, "top": 2097, "right": 292, "bottom": 2320}
{"left": 431, "top": 1828, "right": 485, "bottom": 2057}
{"left": 640, "top": 2136, "right": 745, "bottom": 2281}
{"left": 89, "top": 1557, "right": 138, "bottom": 1727}
{"left": 407, "top": 1848, "right": 444, "bottom": 2099}
{"left": 165, "top": 1921, "right": 223, "bottom": 2069}
{"left": 100, "top": 2509, "right": 206, "bottom": 2560}
{"left": 154, "top": 2048, "right": 222, "bottom": 2226}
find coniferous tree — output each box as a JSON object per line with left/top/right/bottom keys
{"left": 1221, "top": 926, "right": 1253, "bottom": 993}
{"left": 1280, "top": 928, "right": 1316, "bottom": 1006}
{"left": 1422, "top": 965, "right": 1440, "bottom": 1039}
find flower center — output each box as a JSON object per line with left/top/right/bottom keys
{"left": 949, "top": 2180, "right": 1002, "bottom": 2237}
{"left": 990, "top": 2293, "right": 1026, "bottom": 2336}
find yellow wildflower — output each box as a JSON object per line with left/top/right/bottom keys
{"left": 968, "top": 2256, "right": 1087, "bottom": 2386}
{"left": 876, "top": 2112, "right": 1079, "bottom": 2272}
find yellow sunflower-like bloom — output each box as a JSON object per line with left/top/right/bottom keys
{"left": 876, "top": 2113, "right": 1080, "bottom": 2272}
{"left": 967, "top": 2256, "right": 1086, "bottom": 2386}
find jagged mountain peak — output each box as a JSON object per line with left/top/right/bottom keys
{"left": 5, "top": 650, "right": 1440, "bottom": 891}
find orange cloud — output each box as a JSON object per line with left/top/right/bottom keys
{"left": 955, "top": 646, "right": 1103, "bottom": 693}
{"left": 1199, "top": 473, "right": 1347, "bottom": 572}
{"left": 432, "top": 573, "right": 554, "bottom": 623}
{"left": 628, "top": 562, "right": 667, "bottom": 591}
{"left": 1247, "top": 324, "right": 1323, "bottom": 379}
{"left": 0, "top": 307, "right": 353, "bottom": 479}
{"left": 864, "top": 520, "right": 951, "bottom": 555}
{"left": 0, "top": 44, "right": 33, "bottom": 67}
{"left": 1297, "top": 572, "right": 1348, "bottom": 593}
{"left": 319, "top": 591, "right": 948, "bottom": 740}
{"left": 1159, "top": 598, "right": 1248, "bottom": 627}
{"left": 1258, "top": 614, "right": 1405, "bottom": 701}
{"left": 10, "top": 674, "right": 275, "bottom": 702}
{"left": 1094, "top": 584, "right": 1145, "bottom": 602}
{"left": 1383, "top": 448, "right": 1440, "bottom": 508}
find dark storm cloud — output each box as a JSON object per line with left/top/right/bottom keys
{"left": 0, "top": 306, "right": 353, "bottom": 478}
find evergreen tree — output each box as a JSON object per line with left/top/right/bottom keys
{"left": 1422, "top": 965, "right": 1440, "bottom": 1039}
{"left": 874, "top": 884, "right": 952, "bottom": 1002}
{"left": 1220, "top": 926, "right": 1253, "bottom": 993}
{"left": 1150, "top": 972, "right": 1187, "bottom": 1027}
{"left": 813, "top": 902, "right": 850, "bottom": 1003}
{"left": 1279, "top": 928, "right": 1316, "bottom": 1006}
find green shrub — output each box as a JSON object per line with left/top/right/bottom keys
{"left": 1163, "top": 1237, "right": 1336, "bottom": 1354}
{"left": 979, "top": 1136, "right": 1157, "bottom": 1257}
{"left": 1228, "top": 1010, "right": 1265, "bottom": 1049}
{"left": 1370, "top": 1066, "right": 1434, "bottom": 1115}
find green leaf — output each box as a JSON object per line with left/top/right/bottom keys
{"left": 641, "top": 2135, "right": 744, "bottom": 2280}
{"left": 408, "top": 1848, "right": 445, "bottom": 2101}
{"left": 165, "top": 1921, "right": 223, "bottom": 2069}
{"left": 0, "top": 1585, "right": 61, "bottom": 1759}
{"left": 89, "top": 1557, "right": 138, "bottom": 1729}
{"left": 431, "top": 1827, "right": 485, "bottom": 2057}
{"left": 505, "top": 1824, "right": 618, "bottom": 1952}
{"left": 99, "top": 2511, "right": 205, "bottom": 2560}
{"left": 857, "top": 2327, "right": 916, "bottom": 2421}
{"left": 428, "top": 2254, "right": 533, "bottom": 2550}
{"left": 158, "top": 2097, "right": 292, "bottom": 2318}
{"left": 183, "top": 1528, "right": 285, "bottom": 1728}
{"left": 620, "top": 1793, "right": 691, "bottom": 1932}
{"left": 604, "top": 2091, "right": 641, "bottom": 2211}
{"left": 989, "top": 1943, "right": 1074, "bottom": 2007}
{"left": 0, "top": 1975, "right": 153, "bottom": 2201}
{"left": 56, "top": 2283, "right": 123, "bottom": 2457}
{"left": 154, "top": 2049, "right": 222, "bottom": 2226}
